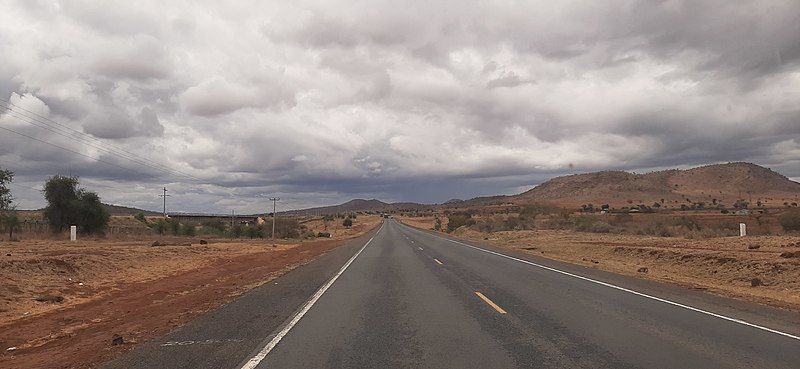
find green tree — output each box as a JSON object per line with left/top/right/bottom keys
{"left": 0, "top": 169, "right": 12, "bottom": 211}
{"left": 0, "top": 169, "right": 18, "bottom": 238}
{"left": 43, "top": 175, "right": 109, "bottom": 234}
{"left": 343, "top": 218, "right": 353, "bottom": 228}
{"left": 2, "top": 214, "right": 19, "bottom": 239}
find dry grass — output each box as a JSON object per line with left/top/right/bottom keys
{"left": 0, "top": 215, "right": 381, "bottom": 327}
{"left": 0, "top": 238, "right": 293, "bottom": 325}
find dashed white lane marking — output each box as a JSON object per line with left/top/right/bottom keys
{"left": 237, "top": 222, "right": 384, "bottom": 369}
{"left": 400, "top": 224, "right": 800, "bottom": 342}
{"left": 418, "top": 247, "right": 423, "bottom": 251}
{"left": 434, "top": 258, "right": 443, "bottom": 265}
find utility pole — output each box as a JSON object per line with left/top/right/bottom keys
{"left": 270, "top": 197, "right": 280, "bottom": 240}
{"left": 158, "top": 187, "right": 171, "bottom": 218}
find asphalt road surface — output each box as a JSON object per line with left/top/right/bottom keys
{"left": 105, "top": 219, "right": 800, "bottom": 369}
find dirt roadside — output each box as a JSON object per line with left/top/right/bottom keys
{"left": 398, "top": 216, "right": 800, "bottom": 312}
{"left": 0, "top": 218, "right": 380, "bottom": 369}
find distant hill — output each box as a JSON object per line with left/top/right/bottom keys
{"left": 16, "top": 203, "right": 160, "bottom": 218}
{"left": 283, "top": 198, "right": 429, "bottom": 215}
{"left": 510, "top": 162, "right": 800, "bottom": 209}
{"left": 273, "top": 162, "right": 800, "bottom": 214}
{"left": 101, "top": 203, "right": 161, "bottom": 216}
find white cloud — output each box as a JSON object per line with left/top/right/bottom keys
{"left": 0, "top": 0, "right": 798, "bottom": 212}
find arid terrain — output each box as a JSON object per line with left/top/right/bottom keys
{"left": 0, "top": 215, "right": 380, "bottom": 369}
{"left": 509, "top": 162, "right": 800, "bottom": 209}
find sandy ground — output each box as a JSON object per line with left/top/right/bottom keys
{"left": 0, "top": 215, "right": 380, "bottom": 369}
{"left": 0, "top": 238, "right": 289, "bottom": 325}
{"left": 398, "top": 215, "right": 800, "bottom": 311}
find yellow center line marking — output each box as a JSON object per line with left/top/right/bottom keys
{"left": 475, "top": 292, "right": 507, "bottom": 314}
{"left": 434, "top": 258, "right": 443, "bottom": 265}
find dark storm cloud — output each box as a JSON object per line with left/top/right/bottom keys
{"left": 0, "top": 0, "right": 799, "bottom": 212}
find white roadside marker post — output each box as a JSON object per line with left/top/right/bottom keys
{"left": 70, "top": 225, "right": 77, "bottom": 242}
{"left": 739, "top": 223, "right": 746, "bottom": 237}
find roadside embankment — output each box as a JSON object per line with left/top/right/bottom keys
{"left": 398, "top": 215, "right": 800, "bottom": 311}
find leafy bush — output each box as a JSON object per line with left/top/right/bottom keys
{"left": 317, "top": 231, "right": 331, "bottom": 238}
{"left": 779, "top": 210, "right": 800, "bottom": 231}
{"left": 1, "top": 214, "right": 19, "bottom": 238}
{"left": 520, "top": 204, "right": 561, "bottom": 217}
{"left": 589, "top": 221, "right": 613, "bottom": 233}
{"left": 201, "top": 220, "right": 227, "bottom": 235}
{"left": 244, "top": 225, "right": 264, "bottom": 238}
{"left": 271, "top": 218, "right": 302, "bottom": 238}
{"left": 673, "top": 216, "right": 702, "bottom": 231}
{"left": 447, "top": 213, "right": 474, "bottom": 232}
{"left": 343, "top": 218, "right": 353, "bottom": 228}
{"left": 151, "top": 218, "right": 181, "bottom": 235}
{"left": 134, "top": 212, "right": 147, "bottom": 224}
{"left": 571, "top": 216, "right": 594, "bottom": 231}
{"left": 151, "top": 220, "right": 167, "bottom": 235}
{"left": 229, "top": 224, "right": 244, "bottom": 238}
{"left": 181, "top": 223, "right": 197, "bottom": 236}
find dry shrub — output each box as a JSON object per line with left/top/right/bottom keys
{"left": 779, "top": 210, "right": 800, "bottom": 232}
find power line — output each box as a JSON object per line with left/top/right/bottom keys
{"left": 0, "top": 156, "right": 147, "bottom": 195}
{"left": 0, "top": 100, "right": 284, "bottom": 214}
{"left": 0, "top": 102, "right": 262, "bottom": 201}
{"left": 0, "top": 102, "right": 206, "bottom": 183}
{"left": 0, "top": 124, "right": 150, "bottom": 176}
{"left": 0, "top": 99, "right": 205, "bottom": 180}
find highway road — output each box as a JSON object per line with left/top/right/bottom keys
{"left": 105, "top": 219, "right": 800, "bottom": 369}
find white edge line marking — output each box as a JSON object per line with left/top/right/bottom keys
{"left": 401, "top": 224, "right": 800, "bottom": 341}
{"left": 238, "top": 222, "right": 384, "bottom": 369}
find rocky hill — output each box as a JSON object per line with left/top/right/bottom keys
{"left": 511, "top": 162, "right": 800, "bottom": 209}
{"left": 282, "top": 199, "right": 428, "bottom": 215}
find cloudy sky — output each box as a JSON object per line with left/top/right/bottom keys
{"left": 0, "top": 0, "right": 799, "bottom": 213}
